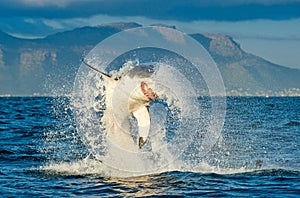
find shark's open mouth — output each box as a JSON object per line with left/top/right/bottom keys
{"left": 140, "top": 81, "right": 157, "bottom": 100}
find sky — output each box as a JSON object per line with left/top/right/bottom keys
{"left": 0, "top": 0, "right": 300, "bottom": 69}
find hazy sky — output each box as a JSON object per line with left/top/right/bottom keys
{"left": 0, "top": 0, "right": 299, "bottom": 69}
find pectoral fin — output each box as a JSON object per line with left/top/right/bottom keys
{"left": 132, "top": 106, "right": 150, "bottom": 149}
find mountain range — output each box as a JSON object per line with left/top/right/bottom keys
{"left": 0, "top": 22, "right": 299, "bottom": 96}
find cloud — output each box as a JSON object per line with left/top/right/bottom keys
{"left": 2, "top": 0, "right": 88, "bottom": 8}
{"left": 24, "top": 18, "right": 36, "bottom": 24}
{"left": 0, "top": 1, "right": 298, "bottom": 69}
{"left": 21, "top": 0, "right": 71, "bottom": 8}
{"left": 42, "top": 19, "right": 66, "bottom": 29}
{"left": 0, "top": 0, "right": 299, "bottom": 21}
{"left": 15, "top": 0, "right": 300, "bottom": 7}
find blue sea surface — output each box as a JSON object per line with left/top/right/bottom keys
{"left": 0, "top": 96, "right": 299, "bottom": 197}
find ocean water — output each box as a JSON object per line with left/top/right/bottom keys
{"left": 0, "top": 96, "right": 299, "bottom": 197}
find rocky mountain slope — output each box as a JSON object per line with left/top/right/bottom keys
{"left": 0, "top": 22, "right": 299, "bottom": 96}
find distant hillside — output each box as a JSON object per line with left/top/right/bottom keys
{"left": 0, "top": 22, "right": 299, "bottom": 96}
{"left": 190, "top": 33, "right": 300, "bottom": 95}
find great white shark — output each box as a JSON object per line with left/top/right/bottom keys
{"left": 83, "top": 60, "right": 158, "bottom": 150}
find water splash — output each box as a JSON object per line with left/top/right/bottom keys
{"left": 41, "top": 26, "right": 227, "bottom": 177}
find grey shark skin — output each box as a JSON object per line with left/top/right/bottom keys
{"left": 83, "top": 60, "right": 157, "bottom": 149}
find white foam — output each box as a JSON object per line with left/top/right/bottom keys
{"left": 43, "top": 59, "right": 227, "bottom": 178}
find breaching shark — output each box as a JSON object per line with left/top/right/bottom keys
{"left": 83, "top": 60, "right": 158, "bottom": 150}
